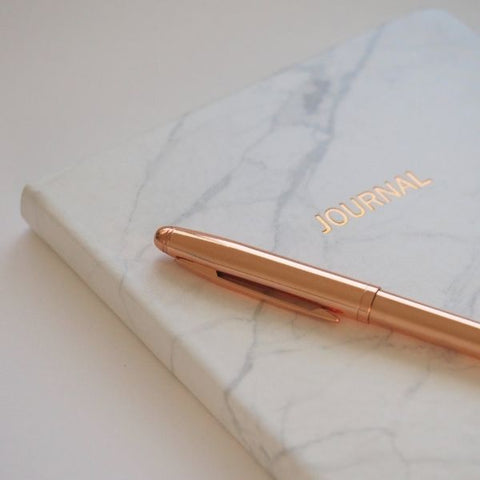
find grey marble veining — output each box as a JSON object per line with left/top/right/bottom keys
{"left": 22, "top": 11, "right": 480, "bottom": 479}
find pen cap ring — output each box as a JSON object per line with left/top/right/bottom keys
{"left": 356, "top": 285, "right": 379, "bottom": 323}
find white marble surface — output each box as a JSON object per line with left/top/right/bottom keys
{"left": 21, "top": 10, "right": 480, "bottom": 480}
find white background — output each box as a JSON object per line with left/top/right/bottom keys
{"left": 1, "top": 1, "right": 479, "bottom": 478}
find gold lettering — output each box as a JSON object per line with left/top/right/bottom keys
{"left": 325, "top": 208, "right": 349, "bottom": 226}
{"left": 315, "top": 214, "right": 332, "bottom": 234}
{"left": 340, "top": 198, "right": 365, "bottom": 218}
{"left": 314, "top": 169, "right": 432, "bottom": 234}
{"left": 395, "top": 175, "right": 418, "bottom": 195}
{"left": 406, "top": 171, "right": 432, "bottom": 188}
{"left": 357, "top": 191, "right": 384, "bottom": 211}
{"left": 373, "top": 182, "right": 402, "bottom": 203}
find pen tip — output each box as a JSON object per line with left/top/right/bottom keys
{"left": 154, "top": 226, "right": 174, "bottom": 253}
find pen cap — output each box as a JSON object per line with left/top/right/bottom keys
{"left": 155, "top": 227, "right": 379, "bottom": 323}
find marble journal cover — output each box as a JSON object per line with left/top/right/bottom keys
{"left": 22, "top": 11, "right": 480, "bottom": 480}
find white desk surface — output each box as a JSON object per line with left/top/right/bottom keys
{"left": 1, "top": 1, "right": 479, "bottom": 478}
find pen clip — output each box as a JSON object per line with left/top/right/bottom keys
{"left": 176, "top": 258, "right": 340, "bottom": 323}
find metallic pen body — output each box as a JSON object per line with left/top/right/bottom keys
{"left": 370, "top": 292, "right": 480, "bottom": 359}
{"left": 155, "top": 226, "right": 480, "bottom": 359}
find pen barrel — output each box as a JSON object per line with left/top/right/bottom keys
{"left": 370, "top": 291, "right": 480, "bottom": 358}
{"left": 156, "top": 227, "right": 379, "bottom": 322}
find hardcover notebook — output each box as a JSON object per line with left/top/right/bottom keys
{"left": 22, "top": 11, "right": 480, "bottom": 479}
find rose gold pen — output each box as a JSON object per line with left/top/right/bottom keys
{"left": 154, "top": 226, "right": 480, "bottom": 359}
